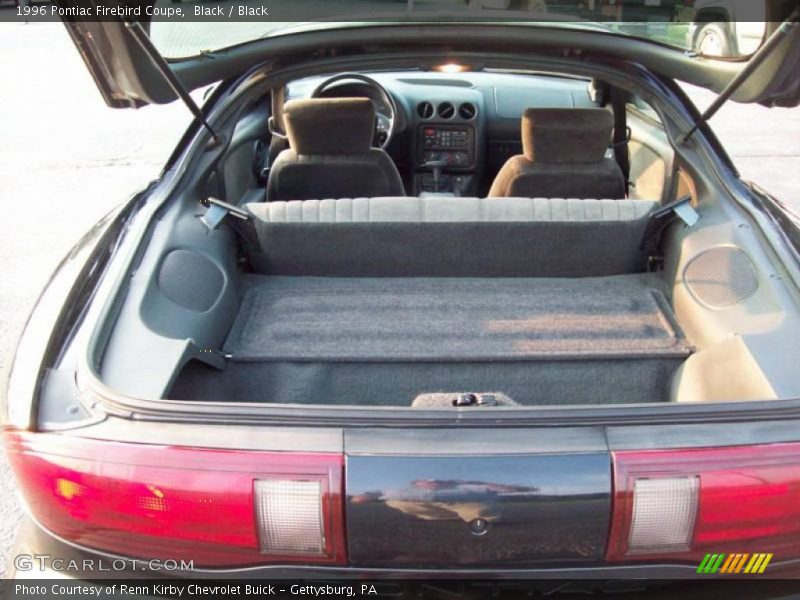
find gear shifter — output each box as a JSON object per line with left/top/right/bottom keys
{"left": 423, "top": 159, "right": 447, "bottom": 193}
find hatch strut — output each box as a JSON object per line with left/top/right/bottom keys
{"left": 681, "top": 18, "right": 797, "bottom": 144}
{"left": 124, "top": 21, "right": 221, "bottom": 145}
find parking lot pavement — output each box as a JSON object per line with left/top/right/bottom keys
{"left": 0, "top": 21, "right": 195, "bottom": 576}
{"left": 0, "top": 18, "right": 798, "bottom": 576}
{"left": 685, "top": 84, "right": 800, "bottom": 208}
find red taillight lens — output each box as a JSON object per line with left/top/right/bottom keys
{"left": 4, "top": 432, "right": 345, "bottom": 567}
{"left": 607, "top": 444, "right": 800, "bottom": 562}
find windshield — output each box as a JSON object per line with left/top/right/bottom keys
{"left": 148, "top": 0, "right": 767, "bottom": 60}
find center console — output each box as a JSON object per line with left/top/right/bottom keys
{"left": 409, "top": 92, "right": 485, "bottom": 196}
{"left": 416, "top": 125, "right": 478, "bottom": 196}
{"left": 419, "top": 125, "right": 476, "bottom": 168}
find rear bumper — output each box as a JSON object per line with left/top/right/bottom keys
{"left": 9, "top": 518, "right": 800, "bottom": 589}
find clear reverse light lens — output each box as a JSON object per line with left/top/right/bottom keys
{"left": 255, "top": 479, "right": 325, "bottom": 555}
{"left": 628, "top": 476, "right": 699, "bottom": 554}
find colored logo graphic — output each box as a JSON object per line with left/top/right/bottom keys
{"left": 697, "top": 553, "right": 773, "bottom": 574}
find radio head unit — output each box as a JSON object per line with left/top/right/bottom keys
{"left": 418, "top": 125, "right": 475, "bottom": 168}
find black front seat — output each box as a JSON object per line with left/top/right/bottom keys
{"left": 266, "top": 98, "right": 405, "bottom": 201}
{"left": 488, "top": 108, "right": 626, "bottom": 199}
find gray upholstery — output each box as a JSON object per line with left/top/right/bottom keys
{"left": 489, "top": 108, "right": 626, "bottom": 199}
{"left": 225, "top": 276, "right": 690, "bottom": 361}
{"left": 244, "top": 196, "right": 658, "bottom": 277}
{"left": 170, "top": 274, "right": 689, "bottom": 406}
{"left": 284, "top": 98, "right": 375, "bottom": 155}
{"left": 266, "top": 150, "right": 405, "bottom": 201}
{"left": 489, "top": 157, "right": 626, "bottom": 200}
{"left": 171, "top": 358, "right": 678, "bottom": 406}
{"left": 521, "top": 108, "right": 614, "bottom": 164}
{"left": 266, "top": 98, "right": 405, "bottom": 201}
{"left": 248, "top": 196, "right": 655, "bottom": 223}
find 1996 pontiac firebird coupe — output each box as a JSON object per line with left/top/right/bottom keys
{"left": 3, "top": 0, "right": 800, "bottom": 593}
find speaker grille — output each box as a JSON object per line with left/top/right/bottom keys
{"left": 158, "top": 250, "right": 224, "bottom": 312}
{"left": 684, "top": 247, "right": 758, "bottom": 309}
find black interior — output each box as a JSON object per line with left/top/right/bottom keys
{"left": 131, "top": 70, "right": 695, "bottom": 408}
{"left": 292, "top": 71, "right": 601, "bottom": 198}
{"left": 167, "top": 193, "right": 689, "bottom": 407}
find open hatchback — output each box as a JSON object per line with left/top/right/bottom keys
{"left": 4, "top": 0, "right": 800, "bottom": 587}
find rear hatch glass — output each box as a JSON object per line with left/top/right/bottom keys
{"left": 148, "top": 0, "right": 768, "bottom": 59}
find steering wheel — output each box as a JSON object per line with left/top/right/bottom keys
{"left": 310, "top": 73, "right": 398, "bottom": 151}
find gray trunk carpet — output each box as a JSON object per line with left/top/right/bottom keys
{"left": 169, "top": 358, "right": 681, "bottom": 406}
{"left": 223, "top": 276, "right": 692, "bottom": 362}
{"left": 169, "top": 275, "right": 692, "bottom": 406}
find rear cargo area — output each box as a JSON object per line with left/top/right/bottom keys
{"left": 169, "top": 273, "right": 692, "bottom": 406}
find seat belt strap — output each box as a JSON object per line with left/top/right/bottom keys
{"left": 260, "top": 119, "right": 287, "bottom": 182}
{"left": 200, "top": 197, "right": 259, "bottom": 252}
{"left": 642, "top": 195, "right": 700, "bottom": 270}
{"left": 611, "top": 88, "right": 631, "bottom": 196}
{"left": 260, "top": 88, "right": 288, "bottom": 182}
{"left": 271, "top": 85, "right": 287, "bottom": 136}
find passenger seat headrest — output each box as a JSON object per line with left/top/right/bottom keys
{"left": 522, "top": 108, "right": 614, "bottom": 164}
{"left": 283, "top": 98, "right": 376, "bottom": 155}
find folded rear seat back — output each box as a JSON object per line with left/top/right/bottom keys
{"left": 244, "top": 197, "right": 658, "bottom": 278}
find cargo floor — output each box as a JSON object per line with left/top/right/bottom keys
{"left": 169, "top": 275, "right": 693, "bottom": 406}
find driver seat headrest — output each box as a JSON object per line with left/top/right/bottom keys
{"left": 283, "top": 98, "right": 376, "bottom": 155}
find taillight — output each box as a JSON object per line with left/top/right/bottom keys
{"left": 607, "top": 444, "right": 800, "bottom": 562}
{"left": 4, "top": 432, "right": 345, "bottom": 567}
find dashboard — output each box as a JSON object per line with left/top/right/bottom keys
{"left": 287, "top": 71, "right": 598, "bottom": 196}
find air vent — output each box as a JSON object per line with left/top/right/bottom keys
{"left": 459, "top": 102, "right": 477, "bottom": 120}
{"left": 437, "top": 102, "right": 455, "bottom": 119}
{"left": 417, "top": 101, "right": 434, "bottom": 119}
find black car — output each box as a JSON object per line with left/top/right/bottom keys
{"left": 3, "top": 0, "right": 800, "bottom": 592}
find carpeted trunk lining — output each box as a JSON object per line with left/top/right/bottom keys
{"left": 223, "top": 276, "right": 691, "bottom": 362}
{"left": 168, "top": 275, "right": 692, "bottom": 406}
{"left": 169, "top": 359, "right": 682, "bottom": 406}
